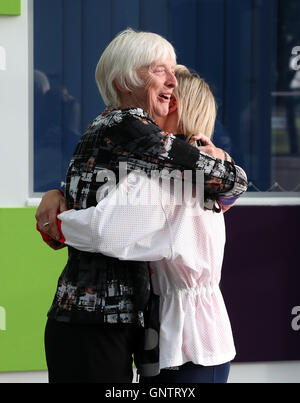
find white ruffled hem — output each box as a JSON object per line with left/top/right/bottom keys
{"left": 156, "top": 285, "right": 236, "bottom": 370}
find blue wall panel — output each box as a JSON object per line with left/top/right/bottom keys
{"left": 111, "top": 0, "right": 140, "bottom": 35}
{"left": 81, "top": 0, "right": 111, "bottom": 129}
{"left": 140, "top": 0, "right": 170, "bottom": 38}
{"left": 194, "top": 0, "right": 225, "bottom": 118}
{"left": 169, "top": 0, "right": 198, "bottom": 69}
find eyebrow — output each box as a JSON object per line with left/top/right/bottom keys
{"left": 154, "top": 63, "right": 175, "bottom": 70}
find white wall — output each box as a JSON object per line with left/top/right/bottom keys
{"left": 0, "top": 0, "right": 32, "bottom": 207}
{"left": 0, "top": 361, "right": 300, "bottom": 383}
{"left": 228, "top": 361, "right": 300, "bottom": 383}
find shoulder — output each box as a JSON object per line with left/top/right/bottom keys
{"left": 103, "top": 109, "right": 166, "bottom": 148}
{"left": 115, "top": 108, "right": 162, "bottom": 136}
{"left": 89, "top": 108, "right": 156, "bottom": 129}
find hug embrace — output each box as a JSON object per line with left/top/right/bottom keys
{"left": 36, "top": 28, "right": 248, "bottom": 384}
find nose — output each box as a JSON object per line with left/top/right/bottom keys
{"left": 166, "top": 70, "right": 177, "bottom": 89}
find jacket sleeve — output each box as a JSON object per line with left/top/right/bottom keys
{"left": 57, "top": 174, "right": 172, "bottom": 261}
{"left": 105, "top": 114, "right": 248, "bottom": 201}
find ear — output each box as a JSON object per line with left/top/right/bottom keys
{"left": 168, "top": 95, "right": 178, "bottom": 113}
{"left": 114, "top": 78, "right": 131, "bottom": 94}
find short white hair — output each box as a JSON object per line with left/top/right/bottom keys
{"left": 95, "top": 28, "right": 177, "bottom": 108}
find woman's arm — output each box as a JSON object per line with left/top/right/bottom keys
{"left": 104, "top": 111, "right": 248, "bottom": 199}
{"left": 56, "top": 174, "right": 172, "bottom": 261}
{"left": 35, "top": 109, "right": 247, "bottom": 242}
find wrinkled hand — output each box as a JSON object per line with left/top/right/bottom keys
{"left": 35, "top": 189, "right": 68, "bottom": 243}
{"left": 192, "top": 133, "right": 231, "bottom": 162}
{"left": 193, "top": 133, "right": 236, "bottom": 213}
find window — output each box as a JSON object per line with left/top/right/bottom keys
{"left": 33, "top": 0, "right": 300, "bottom": 195}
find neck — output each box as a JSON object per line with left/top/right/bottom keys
{"left": 155, "top": 116, "right": 166, "bottom": 129}
{"left": 118, "top": 92, "right": 147, "bottom": 114}
{"left": 157, "top": 110, "right": 178, "bottom": 133}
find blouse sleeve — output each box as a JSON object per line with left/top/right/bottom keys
{"left": 57, "top": 174, "right": 172, "bottom": 261}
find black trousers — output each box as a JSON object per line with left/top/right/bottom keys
{"left": 44, "top": 318, "right": 143, "bottom": 383}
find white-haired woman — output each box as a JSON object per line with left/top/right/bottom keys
{"left": 36, "top": 29, "right": 247, "bottom": 383}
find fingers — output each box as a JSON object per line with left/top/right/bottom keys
{"left": 193, "top": 135, "right": 232, "bottom": 162}
{"left": 191, "top": 133, "right": 207, "bottom": 140}
{"left": 47, "top": 219, "right": 61, "bottom": 241}
{"left": 192, "top": 133, "right": 211, "bottom": 146}
{"left": 196, "top": 144, "right": 216, "bottom": 157}
{"left": 35, "top": 211, "right": 48, "bottom": 233}
{"left": 196, "top": 143, "right": 225, "bottom": 160}
{"left": 59, "top": 198, "right": 68, "bottom": 213}
{"left": 35, "top": 189, "right": 68, "bottom": 240}
{"left": 36, "top": 209, "right": 61, "bottom": 240}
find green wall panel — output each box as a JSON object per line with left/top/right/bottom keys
{"left": 0, "top": 208, "right": 67, "bottom": 372}
{"left": 0, "top": 0, "right": 21, "bottom": 15}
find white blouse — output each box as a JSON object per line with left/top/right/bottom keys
{"left": 58, "top": 172, "right": 236, "bottom": 368}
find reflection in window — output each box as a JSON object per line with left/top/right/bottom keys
{"left": 272, "top": 0, "right": 300, "bottom": 191}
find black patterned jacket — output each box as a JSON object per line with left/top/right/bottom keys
{"left": 47, "top": 108, "right": 247, "bottom": 324}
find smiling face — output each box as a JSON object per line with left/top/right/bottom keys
{"left": 118, "top": 55, "right": 177, "bottom": 121}
{"left": 137, "top": 55, "right": 177, "bottom": 120}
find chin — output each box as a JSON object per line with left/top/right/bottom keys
{"left": 157, "top": 108, "right": 169, "bottom": 118}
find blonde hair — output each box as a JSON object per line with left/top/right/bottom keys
{"left": 95, "top": 28, "right": 176, "bottom": 108}
{"left": 174, "top": 65, "right": 216, "bottom": 143}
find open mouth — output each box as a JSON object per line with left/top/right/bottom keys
{"left": 158, "top": 93, "right": 171, "bottom": 102}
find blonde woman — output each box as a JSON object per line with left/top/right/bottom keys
{"left": 139, "top": 65, "right": 235, "bottom": 383}
{"left": 162, "top": 65, "right": 217, "bottom": 144}
{"left": 49, "top": 65, "right": 246, "bottom": 383}
{"left": 158, "top": 65, "right": 235, "bottom": 213}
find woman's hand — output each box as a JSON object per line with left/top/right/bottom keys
{"left": 35, "top": 189, "right": 68, "bottom": 242}
{"left": 192, "top": 133, "right": 232, "bottom": 162}
{"left": 192, "top": 133, "right": 236, "bottom": 213}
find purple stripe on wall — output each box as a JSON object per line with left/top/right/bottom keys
{"left": 222, "top": 205, "right": 300, "bottom": 362}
